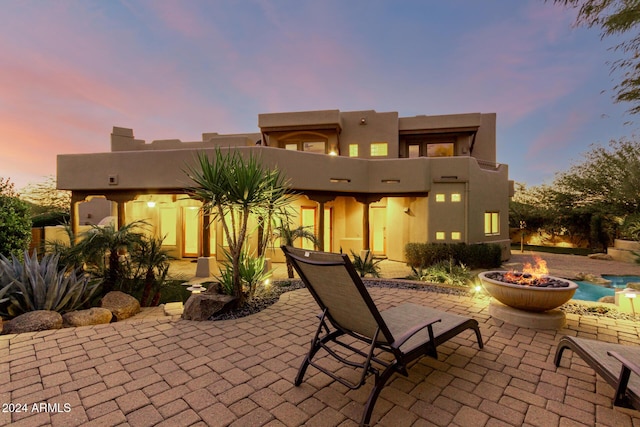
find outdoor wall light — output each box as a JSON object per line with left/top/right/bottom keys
{"left": 147, "top": 201, "right": 156, "bottom": 208}
{"left": 360, "top": 117, "right": 367, "bottom": 125}
{"left": 329, "top": 150, "right": 337, "bottom": 156}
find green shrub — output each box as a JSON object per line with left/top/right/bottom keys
{"left": 0, "top": 195, "right": 32, "bottom": 258}
{"left": 404, "top": 242, "right": 502, "bottom": 269}
{"left": 620, "top": 214, "right": 640, "bottom": 241}
{"left": 31, "top": 211, "right": 70, "bottom": 228}
{"left": 408, "top": 259, "right": 472, "bottom": 287}
{"left": 0, "top": 251, "right": 100, "bottom": 318}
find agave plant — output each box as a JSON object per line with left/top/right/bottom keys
{"left": 350, "top": 250, "right": 382, "bottom": 278}
{"left": 0, "top": 251, "right": 100, "bottom": 318}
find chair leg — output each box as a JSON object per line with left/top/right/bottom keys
{"left": 361, "top": 363, "right": 397, "bottom": 427}
{"left": 473, "top": 326, "right": 484, "bottom": 349}
{"left": 554, "top": 344, "right": 568, "bottom": 367}
{"left": 295, "top": 356, "right": 312, "bottom": 386}
{"left": 614, "top": 365, "right": 633, "bottom": 408}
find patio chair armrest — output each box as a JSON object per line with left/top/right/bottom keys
{"left": 608, "top": 351, "right": 640, "bottom": 377}
{"left": 391, "top": 317, "right": 441, "bottom": 350}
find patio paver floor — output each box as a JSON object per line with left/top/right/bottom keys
{"left": 2, "top": 252, "right": 640, "bottom": 426}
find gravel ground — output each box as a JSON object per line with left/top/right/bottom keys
{"left": 210, "top": 277, "right": 636, "bottom": 321}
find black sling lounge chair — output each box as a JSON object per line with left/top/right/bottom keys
{"left": 281, "top": 246, "right": 484, "bottom": 426}
{"left": 555, "top": 335, "right": 640, "bottom": 410}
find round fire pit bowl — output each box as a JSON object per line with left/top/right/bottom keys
{"left": 479, "top": 271, "right": 578, "bottom": 313}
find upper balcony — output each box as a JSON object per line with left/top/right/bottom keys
{"left": 57, "top": 145, "right": 508, "bottom": 197}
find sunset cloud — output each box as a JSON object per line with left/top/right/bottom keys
{"left": 0, "top": 0, "right": 634, "bottom": 189}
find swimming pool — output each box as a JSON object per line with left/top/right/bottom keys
{"left": 574, "top": 275, "right": 640, "bottom": 302}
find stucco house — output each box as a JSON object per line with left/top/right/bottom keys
{"left": 57, "top": 109, "right": 513, "bottom": 264}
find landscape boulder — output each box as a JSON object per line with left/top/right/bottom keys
{"left": 101, "top": 291, "right": 141, "bottom": 321}
{"left": 182, "top": 290, "right": 236, "bottom": 321}
{"left": 588, "top": 253, "right": 613, "bottom": 261}
{"left": 2, "top": 310, "right": 63, "bottom": 334}
{"left": 626, "top": 282, "right": 640, "bottom": 291}
{"left": 574, "top": 273, "right": 611, "bottom": 285}
{"left": 63, "top": 307, "right": 113, "bottom": 327}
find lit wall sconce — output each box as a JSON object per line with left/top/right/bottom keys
{"left": 360, "top": 117, "right": 367, "bottom": 125}
{"left": 329, "top": 149, "right": 338, "bottom": 156}
{"left": 147, "top": 201, "right": 156, "bottom": 208}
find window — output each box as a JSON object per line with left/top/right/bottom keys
{"left": 283, "top": 140, "right": 327, "bottom": 153}
{"left": 303, "top": 141, "right": 326, "bottom": 154}
{"left": 451, "top": 231, "right": 461, "bottom": 240}
{"left": 370, "top": 142, "right": 388, "bottom": 157}
{"left": 408, "top": 144, "right": 420, "bottom": 158}
{"left": 485, "top": 212, "right": 500, "bottom": 236}
{"left": 427, "top": 143, "right": 454, "bottom": 157}
{"left": 349, "top": 144, "right": 359, "bottom": 157}
{"left": 451, "top": 193, "right": 461, "bottom": 202}
{"left": 435, "top": 231, "right": 446, "bottom": 240}
{"left": 435, "top": 194, "right": 446, "bottom": 202}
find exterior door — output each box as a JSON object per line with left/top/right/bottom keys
{"left": 182, "top": 207, "right": 200, "bottom": 257}
{"left": 371, "top": 206, "right": 386, "bottom": 255}
{"left": 323, "top": 207, "right": 332, "bottom": 252}
{"left": 300, "top": 207, "right": 316, "bottom": 250}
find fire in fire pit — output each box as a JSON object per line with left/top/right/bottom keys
{"left": 485, "top": 257, "right": 571, "bottom": 288}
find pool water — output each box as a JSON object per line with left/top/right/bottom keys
{"left": 574, "top": 275, "right": 640, "bottom": 302}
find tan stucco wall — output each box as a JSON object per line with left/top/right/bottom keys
{"left": 339, "top": 111, "right": 399, "bottom": 159}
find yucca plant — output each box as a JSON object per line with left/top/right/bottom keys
{"left": 0, "top": 251, "right": 100, "bottom": 318}
{"left": 217, "top": 247, "right": 271, "bottom": 299}
{"left": 185, "top": 149, "right": 293, "bottom": 307}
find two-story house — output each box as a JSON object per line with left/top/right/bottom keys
{"left": 56, "top": 109, "right": 513, "bottom": 263}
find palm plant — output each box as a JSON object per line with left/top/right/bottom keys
{"left": 273, "top": 211, "right": 320, "bottom": 278}
{"left": 130, "top": 236, "right": 172, "bottom": 307}
{"left": 185, "top": 149, "right": 294, "bottom": 307}
{"left": 70, "top": 220, "right": 147, "bottom": 295}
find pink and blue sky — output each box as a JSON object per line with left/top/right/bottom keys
{"left": 1, "top": 0, "right": 635, "bottom": 191}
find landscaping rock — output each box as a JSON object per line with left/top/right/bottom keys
{"left": 588, "top": 253, "right": 613, "bottom": 261}
{"left": 182, "top": 292, "right": 237, "bottom": 321}
{"left": 62, "top": 307, "right": 113, "bottom": 327}
{"left": 2, "top": 310, "right": 63, "bottom": 334}
{"left": 626, "top": 282, "right": 640, "bottom": 291}
{"left": 598, "top": 296, "right": 616, "bottom": 304}
{"left": 163, "top": 302, "right": 184, "bottom": 316}
{"left": 101, "top": 291, "right": 140, "bottom": 321}
{"left": 574, "top": 273, "right": 611, "bottom": 285}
